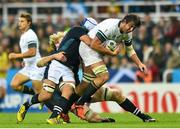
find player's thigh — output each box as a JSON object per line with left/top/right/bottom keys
{"left": 38, "top": 79, "right": 56, "bottom": 101}
{"left": 75, "top": 65, "right": 95, "bottom": 95}
{"left": 0, "top": 87, "right": 6, "bottom": 98}
{"left": 32, "top": 80, "right": 43, "bottom": 93}
{"left": 75, "top": 80, "right": 89, "bottom": 96}
{"left": 11, "top": 73, "right": 30, "bottom": 86}
{"left": 60, "top": 81, "right": 75, "bottom": 99}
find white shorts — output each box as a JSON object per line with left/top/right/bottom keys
{"left": 0, "top": 78, "right": 7, "bottom": 89}
{"left": 79, "top": 42, "right": 103, "bottom": 67}
{"left": 18, "top": 65, "right": 45, "bottom": 81}
{"left": 47, "top": 60, "right": 75, "bottom": 84}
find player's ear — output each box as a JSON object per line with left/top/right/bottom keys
{"left": 27, "top": 21, "right": 31, "bottom": 27}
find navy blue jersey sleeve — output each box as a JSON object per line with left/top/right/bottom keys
{"left": 72, "top": 27, "right": 88, "bottom": 39}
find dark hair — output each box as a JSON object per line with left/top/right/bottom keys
{"left": 20, "top": 12, "right": 32, "bottom": 26}
{"left": 122, "top": 14, "right": 141, "bottom": 28}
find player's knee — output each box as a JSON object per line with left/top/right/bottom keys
{"left": 0, "top": 87, "right": 6, "bottom": 98}
{"left": 111, "top": 89, "right": 126, "bottom": 103}
{"left": 10, "top": 81, "right": 20, "bottom": 91}
{"left": 39, "top": 89, "right": 53, "bottom": 101}
{"left": 60, "top": 82, "right": 75, "bottom": 99}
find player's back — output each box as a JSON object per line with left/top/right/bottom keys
{"left": 57, "top": 26, "right": 88, "bottom": 67}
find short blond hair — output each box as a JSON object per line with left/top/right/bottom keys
{"left": 20, "top": 12, "right": 32, "bottom": 26}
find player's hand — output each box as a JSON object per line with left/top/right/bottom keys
{"left": 8, "top": 53, "right": 18, "bottom": 60}
{"left": 53, "top": 52, "right": 67, "bottom": 62}
{"left": 112, "top": 45, "right": 120, "bottom": 56}
{"left": 138, "top": 63, "right": 148, "bottom": 74}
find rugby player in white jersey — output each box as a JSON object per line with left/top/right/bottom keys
{"left": 9, "top": 13, "right": 44, "bottom": 95}
{"left": 75, "top": 14, "right": 155, "bottom": 122}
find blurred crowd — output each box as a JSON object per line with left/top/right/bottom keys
{"left": 2, "top": 0, "right": 178, "bottom": 3}
{"left": 0, "top": 2, "right": 180, "bottom": 83}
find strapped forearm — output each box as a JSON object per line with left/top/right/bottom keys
{"left": 37, "top": 55, "right": 55, "bottom": 67}
{"left": 125, "top": 44, "right": 136, "bottom": 57}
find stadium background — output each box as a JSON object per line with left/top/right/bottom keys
{"left": 0, "top": 0, "right": 180, "bottom": 114}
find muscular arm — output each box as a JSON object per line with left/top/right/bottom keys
{"left": 80, "top": 35, "right": 92, "bottom": 46}
{"left": 17, "top": 47, "right": 36, "bottom": 59}
{"left": 37, "top": 55, "right": 55, "bottom": 67}
{"left": 125, "top": 44, "right": 142, "bottom": 66}
{"left": 130, "top": 52, "right": 148, "bottom": 74}
{"left": 80, "top": 35, "right": 115, "bottom": 55}
{"left": 90, "top": 36, "right": 117, "bottom": 56}
{"left": 37, "top": 52, "right": 66, "bottom": 67}
{"left": 130, "top": 53, "right": 142, "bottom": 67}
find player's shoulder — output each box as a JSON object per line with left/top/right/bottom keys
{"left": 25, "top": 29, "right": 36, "bottom": 35}
{"left": 24, "top": 29, "right": 38, "bottom": 38}
{"left": 101, "top": 18, "right": 120, "bottom": 24}
{"left": 71, "top": 26, "right": 86, "bottom": 31}
{"left": 69, "top": 26, "right": 88, "bottom": 35}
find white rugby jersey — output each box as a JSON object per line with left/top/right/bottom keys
{"left": 88, "top": 18, "right": 132, "bottom": 46}
{"left": 19, "top": 29, "right": 41, "bottom": 66}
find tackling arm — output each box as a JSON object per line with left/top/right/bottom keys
{"left": 37, "top": 55, "right": 55, "bottom": 67}
{"left": 37, "top": 52, "right": 66, "bottom": 67}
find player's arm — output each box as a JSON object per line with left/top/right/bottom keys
{"left": 80, "top": 35, "right": 92, "bottom": 46}
{"left": 9, "top": 44, "right": 37, "bottom": 60}
{"left": 37, "top": 52, "right": 66, "bottom": 67}
{"left": 80, "top": 34, "right": 119, "bottom": 56}
{"left": 125, "top": 44, "right": 147, "bottom": 74}
{"left": 90, "top": 36, "right": 120, "bottom": 56}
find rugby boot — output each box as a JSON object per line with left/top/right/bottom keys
{"left": 46, "top": 115, "right": 68, "bottom": 124}
{"left": 17, "top": 102, "right": 29, "bottom": 123}
{"left": 142, "top": 113, "right": 156, "bottom": 122}
{"left": 59, "top": 113, "right": 71, "bottom": 123}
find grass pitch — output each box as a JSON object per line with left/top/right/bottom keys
{"left": 0, "top": 112, "right": 179, "bottom": 128}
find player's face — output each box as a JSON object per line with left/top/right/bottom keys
{"left": 120, "top": 21, "right": 135, "bottom": 34}
{"left": 18, "top": 17, "right": 30, "bottom": 32}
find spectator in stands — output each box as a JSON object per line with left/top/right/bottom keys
{"left": 2, "top": 14, "right": 17, "bottom": 37}
{"left": 0, "top": 15, "right": 4, "bottom": 30}
{"left": 66, "top": 0, "right": 88, "bottom": 17}
{"left": 55, "top": 15, "right": 66, "bottom": 31}
{"left": 44, "top": 15, "right": 56, "bottom": 37}
{"left": 157, "top": 16, "right": 166, "bottom": 35}
{"left": 151, "top": 25, "right": 165, "bottom": 47}
{"left": 143, "top": 13, "right": 155, "bottom": 40}
{"left": 174, "top": 32, "right": 180, "bottom": 51}
{"left": 0, "top": 44, "right": 9, "bottom": 111}
{"left": 136, "top": 70, "right": 152, "bottom": 83}
{"left": 165, "top": 17, "right": 180, "bottom": 42}
{"left": 147, "top": 56, "right": 160, "bottom": 82}
{"left": 107, "top": 1, "right": 120, "bottom": 18}
{"left": 134, "top": 24, "right": 150, "bottom": 61}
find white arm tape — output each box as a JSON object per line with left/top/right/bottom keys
{"left": 125, "top": 44, "right": 136, "bottom": 57}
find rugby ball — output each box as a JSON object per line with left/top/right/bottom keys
{"left": 104, "top": 40, "right": 117, "bottom": 51}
